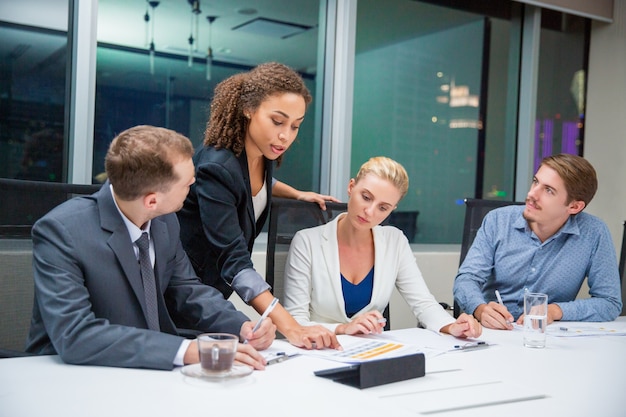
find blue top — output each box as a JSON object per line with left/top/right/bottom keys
{"left": 341, "top": 267, "right": 374, "bottom": 317}
{"left": 453, "top": 205, "right": 622, "bottom": 321}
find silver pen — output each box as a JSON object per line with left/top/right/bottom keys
{"left": 495, "top": 289, "right": 512, "bottom": 326}
{"left": 266, "top": 352, "right": 301, "bottom": 365}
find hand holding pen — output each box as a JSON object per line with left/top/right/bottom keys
{"left": 243, "top": 297, "right": 279, "bottom": 347}
{"left": 335, "top": 311, "right": 387, "bottom": 335}
{"left": 474, "top": 291, "right": 515, "bottom": 330}
{"left": 495, "top": 290, "right": 514, "bottom": 329}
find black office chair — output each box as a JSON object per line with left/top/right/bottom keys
{"left": 0, "top": 178, "right": 102, "bottom": 238}
{"left": 453, "top": 198, "right": 524, "bottom": 318}
{"left": 265, "top": 198, "right": 391, "bottom": 330}
{"left": 0, "top": 178, "right": 101, "bottom": 357}
{"left": 387, "top": 210, "right": 419, "bottom": 243}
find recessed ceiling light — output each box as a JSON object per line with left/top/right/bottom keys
{"left": 232, "top": 17, "right": 312, "bottom": 39}
{"left": 237, "top": 8, "right": 258, "bottom": 15}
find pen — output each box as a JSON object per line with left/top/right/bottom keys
{"left": 495, "top": 289, "right": 512, "bottom": 326}
{"left": 377, "top": 318, "right": 387, "bottom": 324}
{"left": 266, "top": 352, "right": 301, "bottom": 366}
{"left": 454, "top": 341, "right": 488, "bottom": 351}
{"left": 244, "top": 297, "right": 278, "bottom": 344}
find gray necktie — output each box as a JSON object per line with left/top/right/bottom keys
{"left": 136, "top": 232, "right": 160, "bottom": 331}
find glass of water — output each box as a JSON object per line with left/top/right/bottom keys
{"left": 523, "top": 292, "right": 548, "bottom": 348}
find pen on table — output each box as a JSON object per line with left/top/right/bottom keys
{"left": 244, "top": 297, "right": 278, "bottom": 344}
{"left": 266, "top": 352, "right": 301, "bottom": 366}
{"left": 454, "top": 341, "right": 488, "bottom": 351}
{"left": 495, "top": 289, "right": 512, "bottom": 326}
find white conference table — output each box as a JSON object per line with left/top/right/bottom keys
{"left": 1, "top": 318, "right": 625, "bottom": 417}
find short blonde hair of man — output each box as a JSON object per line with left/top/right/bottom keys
{"left": 354, "top": 156, "right": 409, "bottom": 199}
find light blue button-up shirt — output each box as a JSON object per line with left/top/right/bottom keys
{"left": 454, "top": 205, "right": 622, "bottom": 321}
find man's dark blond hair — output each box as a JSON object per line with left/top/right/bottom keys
{"left": 540, "top": 153, "right": 597, "bottom": 208}
{"left": 105, "top": 125, "right": 194, "bottom": 200}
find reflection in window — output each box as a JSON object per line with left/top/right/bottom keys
{"left": 535, "top": 11, "right": 589, "bottom": 169}
{"left": 0, "top": 24, "right": 67, "bottom": 182}
{"left": 352, "top": 0, "right": 486, "bottom": 243}
{"left": 95, "top": 0, "right": 323, "bottom": 192}
{"left": 352, "top": 1, "right": 589, "bottom": 244}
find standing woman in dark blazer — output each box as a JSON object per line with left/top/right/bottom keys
{"left": 178, "top": 62, "right": 341, "bottom": 350}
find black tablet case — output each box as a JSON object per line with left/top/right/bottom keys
{"left": 314, "top": 353, "right": 425, "bottom": 389}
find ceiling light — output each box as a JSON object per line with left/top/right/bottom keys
{"left": 236, "top": 7, "right": 258, "bottom": 16}
{"left": 232, "top": 17, "right": 312, "bottom": 39}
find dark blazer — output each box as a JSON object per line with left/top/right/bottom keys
{"left": 26, "top": 183, "right": 249, "bottom": 370}
{"left": 178, "top": 146, "right": 272, "bottom": 299}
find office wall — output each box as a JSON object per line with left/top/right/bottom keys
{"left": 585, "top": 0, "right": 626, "bottom": 254}
{"left": 585, "top": 0, "right": 626, "bottom": 313}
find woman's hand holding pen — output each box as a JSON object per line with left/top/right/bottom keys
{"left": 335, "top": 311, "right": 386, "bottom": 336}
{"left": 241, "top": 318, "right": 276, "bottom": 351}
{"left": 442, "top": 313, "right": 482, "bottom": 338}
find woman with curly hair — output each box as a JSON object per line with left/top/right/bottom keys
{"left": 178, "top": 62, "right": 341, "bottom": 350}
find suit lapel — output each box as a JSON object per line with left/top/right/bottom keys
{"left": 97, "top": 184, "right": 156, "bottom": 327}
{"left": 368, "top": 226, "right": 384, "bottom": 312}
{"left": 321, "top": 215, "right": 349, "bottom": 320}
{"left": 237, "top": 150, "right": 257, "bottom": 235}
{"left": 150, "top": 217, "right": 168, "bottom": 294}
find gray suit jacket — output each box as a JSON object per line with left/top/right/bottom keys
{"left": 26, "top": 184, "right": 249, "bottom": 370}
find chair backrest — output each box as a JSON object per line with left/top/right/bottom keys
{"left": 0, "top": 178, "right": 100, "bottom": 356}
{"left": 266, "top": 198, "right": 347, "bottom": 303}
{"left": 0, "top": 239, "right": 35, "bottom": 356}
{"left": 387, "top": 210, "right": 419, "bottom": 243}
{"left": 265, "top": 198, "right": 391, "bottom": 329}
{"left": 619, "top": 221, "right": 626, "bottom": 316}
{"left": 454, "top": 198, "right": 524, "bottom": 317}
{"left": 0, "top": 178, "right": 102, "bottom": 237}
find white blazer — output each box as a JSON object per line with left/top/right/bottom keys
{"left": 283, "top": 213, "right": 454, "bottom": 333}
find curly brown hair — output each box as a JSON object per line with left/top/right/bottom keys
{"left": 204, "top": 62, "right": 312, "bottom": 158}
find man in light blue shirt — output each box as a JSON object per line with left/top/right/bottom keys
{"left": 454, "top": 154, "right": 622, "bottom": 329}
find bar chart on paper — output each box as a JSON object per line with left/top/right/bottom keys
{"left": 336, "top": 339, "right": 405, "bottom": 360}
{"left": 306, "top": 338, "right": 412, "bottom": 363}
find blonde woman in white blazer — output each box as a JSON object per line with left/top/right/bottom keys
{"left": 284, "top": 157, "right": 481, "bottom": 338}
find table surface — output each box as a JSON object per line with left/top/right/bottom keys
{"left": 1, "top": 318, "right": 625, "bottom": 417}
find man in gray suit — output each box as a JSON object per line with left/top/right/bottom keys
{"left": 26, "top": 125, "right": 275, "bottom": 370}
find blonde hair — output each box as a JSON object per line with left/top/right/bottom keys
{"left": 354, "top": 156, "right": 409, "bottom": 199}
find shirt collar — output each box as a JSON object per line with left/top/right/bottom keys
{"left": 514, "top": 207, "right": 581, "bottom": 238}
{"left": 109, "top": 184, "right": 151, "bottom": 243}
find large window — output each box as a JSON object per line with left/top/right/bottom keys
{"left": 350, "top": 1, "right": 588, "bottom": 244}
{"left": 0, "top": 0, "right": 591, "bottom": 244}
{"left": 534, "top": 11, "right": 589, "bottom": 170}
{"left": 95, "top": 0, "right": 324, "bottom": 191}
{"left": 0, "top": 3, "right": 69, "bottom": 182}
{"left": 352, "top": 0, "right": 520, "bottom": 243}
